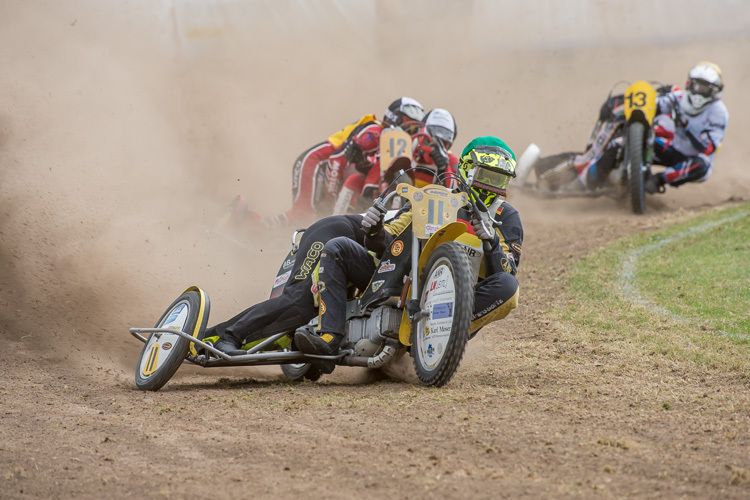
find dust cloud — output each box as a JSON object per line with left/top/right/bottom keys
{"left": 0, "top": 1, "right": 748, "bottom": 369}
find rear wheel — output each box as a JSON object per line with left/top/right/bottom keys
{"left": 135, "top": 290, "right": 206, "bottom": 391}
{"left": 281, "top": 360, "right": 322, "bottom": 382}
{"left": 627, "top": 122, "right": 647, "bottom": 214}
{"left": 411, "top": 242, "right": 473, "bottom": 387}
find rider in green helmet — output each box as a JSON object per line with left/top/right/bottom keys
{"left": 294, "top": 136, "right": 525, "bottom": 372}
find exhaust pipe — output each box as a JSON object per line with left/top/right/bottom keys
{"left": 342, "top": 340, "right": 399, "bottom": 369}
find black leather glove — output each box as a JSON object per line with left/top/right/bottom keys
{"left": 666, "top": 94, "right": 687, "bottom": 129}
{"left": 674, "top": 108, "right": 688, "bottom": 129}
{"left": 344, "top": 141, "right": 364, "bottom": 166}
{"left": 429, "top": 147, "right": 450, "bottom": 171}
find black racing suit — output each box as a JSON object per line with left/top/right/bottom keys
{"left": 205, "top": 214, "right": 365, "bottom": 345}
{"left": 316, "top": 202, "right": 523, "bottom": 336}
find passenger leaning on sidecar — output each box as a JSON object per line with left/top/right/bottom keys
{"left": 644, "top": 62, "right": 729, "bottom": 194}
{"left": 574, "top": 62, "right": 729, "bottom": 193}
{"left": 294, "top": 136, "right": 524, "bottom": 359}
{"left": 208, "top": 214, "right": 367, "bottom": 354}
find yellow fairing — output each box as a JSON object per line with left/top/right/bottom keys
{"left": 397, "top": 221, "right": 467, "bottom": 345}
{"left": 185, "top": 286, "right": 208, "bottom": 356}
{"left": 327, "top": 114, "right": 377, "bottom": 148}
{"left": 623, "top": 80, "right": 657, "bottom": 123}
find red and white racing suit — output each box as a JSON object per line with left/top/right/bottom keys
{"left": 287, "top": 115, "right": 384, "bottom": 226}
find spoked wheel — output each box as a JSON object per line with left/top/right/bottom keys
{"left": 411, "top": 242, "right": 474, "bottom": 387}
{"left": 135, "top": 288, "right": 209, "bottom": 391}
{"left": 627, "top": 122, "right": 647, "bottom": 214}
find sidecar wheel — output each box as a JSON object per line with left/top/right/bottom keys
{"left": 135, "top": 289, "right": 207, "bottom": 391}
{"left": 281, "top": 361, "right": 322, "bottom": 382}
{"left": 411, "top": 241, "right": 473, "bottom": 387}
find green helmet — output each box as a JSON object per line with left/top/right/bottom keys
{"left": 458, "top": 136, "right": 517, "bottom": 204}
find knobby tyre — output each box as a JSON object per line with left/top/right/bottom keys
{"left": 627, "top": 122, "right": 647, "bottom": 214}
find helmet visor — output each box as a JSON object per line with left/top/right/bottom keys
{"left": 471, "top": 164, "right": 511, "bottom": 198}
{"left": 689, "top": 78, "right": 719, "bottom": 99}
{"left": 426, "top": 125, "right": 455, "bottom": 148}
{"left": 401, "top": 103, "right": 426, "bottom": 123}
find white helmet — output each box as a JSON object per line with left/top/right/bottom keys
{"left": 422, "top": 108, "right": 457, "bottom": 150}
{"left": 680, "top": 62, "right": 723, "bottom": 116}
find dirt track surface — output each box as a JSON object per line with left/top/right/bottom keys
{"left": 2, "top": 2, "right": 749, "bottom": 499}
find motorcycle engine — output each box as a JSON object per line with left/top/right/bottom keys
{"left": 345, "top": 306, "right": 402, "bottom": 357}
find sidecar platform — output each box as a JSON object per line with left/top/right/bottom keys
{"left": 130, "top": 327, "right": 346, "bottom": 368}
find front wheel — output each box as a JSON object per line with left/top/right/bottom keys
{"left": 411, "top": 242, "right": 474, "bottom": 387}
{"left": 627, "top": 122, "right": 647, "bottom": 214}
{"left": 135, "top": 289, "right": 208, "bottom": 391}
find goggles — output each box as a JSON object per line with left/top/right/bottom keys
{"left": 688, "top": 78, "right": 720, "bottom": 99}
{"left": 426, "top": 125, "right": 455, "bottom": 149}
{"left": 460, "top": 145, "right": 517, "bottom": 198}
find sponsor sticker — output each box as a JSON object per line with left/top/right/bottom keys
{"left": 391, "top": 240, "right": 404, "bottom": 256}
{"left": 378, "top": 260, "right": 396, "bottom": 273}
{"left": 274, "top": 270, "right": 291, "bottom": 288}
{"left": 371, "top": 280, "right": 385, "bottom": 293}
{"left": 311, "top": 281, "right": 326, "bottom": 295}
{"left": 165, "top": 304, "right": 186, "bottom": 325}
{"left": 432, "top": 302, "right": 454, "bottom": 320}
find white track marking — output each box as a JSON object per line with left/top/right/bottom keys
{"left": 617, "top": 211, "right": 749, "bottom": 339}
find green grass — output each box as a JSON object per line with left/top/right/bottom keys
{"left": 565, "top": 203, "right": 750, "bottom": 375}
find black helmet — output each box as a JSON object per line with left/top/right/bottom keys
{"left": 383, "top": 97, "right": 426, "bottom": 135}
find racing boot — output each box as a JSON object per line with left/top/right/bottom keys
{"left": 645, "top": 173, "right": 666, "bottom": 194}
{"left": 295, "top": 330, "right": 342, "bottom": 356}
{"left": 294, "top": 330, "right": 342, "bottom": 374}
{"left": 214, "top": 336, "right": 245, "bottom": 356}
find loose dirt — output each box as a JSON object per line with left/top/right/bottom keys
{"left": 1, "top": 2, "right": 749, "bottom": 499}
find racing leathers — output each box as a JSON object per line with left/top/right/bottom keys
{"left": 284, "top": 115, "right": 384, "bottom": 226}
{"left": 205, "top": 214, "right": 365, "bottom": 348}
{"left": 649, "top": 89, "right": 729, "bottom": 188}
{"left": 411, "top": 132, "right": 459, "bottom": 189}
{"left": 313, "top": 201, "right": 523, "bottom": 338}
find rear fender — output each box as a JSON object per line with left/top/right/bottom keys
{"left": 184, "top": 286, "right": 211, "bottom": 356}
